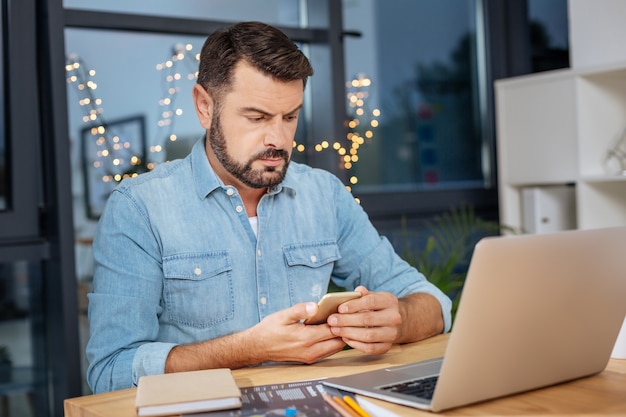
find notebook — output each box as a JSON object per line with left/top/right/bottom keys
{"left": 323, "top": 227, "right": 626, "bottom": 412}
{"left": 135, "top": 368, "right": 242, "bottom": 416}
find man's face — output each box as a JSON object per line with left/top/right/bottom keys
{"left": 205, "top": 61, "right": 303, "bottom": 189}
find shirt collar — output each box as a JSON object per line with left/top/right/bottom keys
{"left": 190, "top": 137, "right": 221, "bottom": 199}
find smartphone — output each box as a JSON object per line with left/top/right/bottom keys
{"left": 303, "top": 291, "right": 362, "bottom": 325}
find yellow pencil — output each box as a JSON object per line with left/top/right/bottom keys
{"left": 322, "top": 393, "right": 353, "bottom": 417}
{"left": 332, "top": 395, "right": 361, "bottom": 417}
{"left": 342, "top": 395, "right": 372, "bottom": 417}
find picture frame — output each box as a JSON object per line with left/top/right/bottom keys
{"left": 81, "top": 115, "right": 147, "bottom": 219}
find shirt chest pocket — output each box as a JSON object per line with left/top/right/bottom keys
{"left": 163, "top": 252, "right": 234, "bottom": 328}
{"left": 283, "top": 242, "right": 341, "bottom": 302}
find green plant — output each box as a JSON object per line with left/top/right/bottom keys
{"left": 401, "top": 204, "right": 515, "bottom": 323}
{"left": 0, "top": 345, "right": 11, "bottom": 364}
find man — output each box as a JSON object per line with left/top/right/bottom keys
{"left": 86, "top": 21, "right": 452, "bottom": 394}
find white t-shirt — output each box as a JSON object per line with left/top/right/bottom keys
{"left": 248, "top": 216, "right": 258, "bottom": 237}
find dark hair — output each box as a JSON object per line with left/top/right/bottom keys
{"left": 197, "top": 21, "right": 313, "bottom": 102}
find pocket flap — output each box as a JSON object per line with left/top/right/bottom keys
{"left": 163, "top": 252, "right": 231, "bottom": 280}
{"left": 284, "top": 242, "right": 340, "bottom": 268}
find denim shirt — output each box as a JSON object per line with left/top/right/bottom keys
{"left": 86, "top": 138, "right": 452, "bottom": 393}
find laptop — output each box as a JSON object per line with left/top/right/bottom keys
{"left": 323, "top": 227, "right": 626, "bottom": 412}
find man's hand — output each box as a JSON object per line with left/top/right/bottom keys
{"left": 165, "top": 302, "right": 346, "bottom": 373}
{"left": 246, "top": 301, "right": 349, "bottom": 364}
{"left": 326, "top": 286, "right": 444, "bottom": 355}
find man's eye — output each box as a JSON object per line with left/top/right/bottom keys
{"left": 248, "top": 116, "right": 264, "bottom": 122}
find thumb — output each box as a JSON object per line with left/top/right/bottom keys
{"left": 290, "top": 301, "right": 318, "bottom": 322}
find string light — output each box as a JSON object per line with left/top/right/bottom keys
{"left": 68, "top": 47, "right": 378, "bottom": 199}
{"left": 293, "top": 73, "right": 380, "bottom": 193}
{"left": 66, "top": 54, "right": 147, "bottom": 184}
{"left": 155, "top": 43, "right": 199, "bottom": 163}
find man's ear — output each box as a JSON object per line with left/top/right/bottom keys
{"left": 192, "top": 84, "right": 214, "bottom": 130}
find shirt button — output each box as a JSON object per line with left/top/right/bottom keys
{"left": 257, "top": 249, "right": 262, "bottom": 257}
{"left": 194, "top": 267, "right": 202, "bottom": 276}
{"left": 260, "top": 296, "right": 267, "bottom": 305}
{"left": 226, "top": 188, "right": 234, "bottom": 196}
{"left": 235, "top": 205, "right": 243, "bottom": 213}
{"left": 310, "top": 255, "right": 317, "bottom": 263}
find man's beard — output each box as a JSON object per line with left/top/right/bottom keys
{"left": 209, "top": 114, "right": 290, "bottom": 189}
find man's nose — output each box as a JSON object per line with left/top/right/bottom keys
{"left": 263, "top": 118, "right": 291, "bottom": 148}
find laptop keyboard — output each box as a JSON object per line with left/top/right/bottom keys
{"left": 380, "top": 375, "right": 439, "bottom": 400}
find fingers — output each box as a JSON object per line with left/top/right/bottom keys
{"left": 354, "top": 285, "right": 369, "bottom": 295}
{"left": 297, "top": 339, "right": 348, "bottom": 364}
{"left": 342, "top": 338, "right": 393, "bottom": 355}
{"left": 327, "top": 289, "right": 402, "bottom": 353}
{"left": 334, "top": 291, "right": 401, "bottom": 326}
{"left": 330, "top": 317, "right": 399, "bottom": 343}
{"left": 337, "top": 288, "right": 394, "bottom": 314}
{"left": 254, "top": 304, "right": 347, "bottom": 364}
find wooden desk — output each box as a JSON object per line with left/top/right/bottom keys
{"left": 64, "top": 334, "right": 626, "bottom": 416}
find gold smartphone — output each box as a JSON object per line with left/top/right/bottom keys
{"left": 303, "top": 291, "right": 362, "bottom": 325}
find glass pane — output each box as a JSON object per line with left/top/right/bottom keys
{"left": 63, "top": 0, "right": 302, "bottom": 27}
{"left": 0, "top": 6, "right": 6, "bottom": 211}
{"left": 66, "top": 30, "right": 206, "bottom": 221}
{"left": 343, "top": 0, "right": 486, "bottom": 192}
{"left": 528, "top": 0, "right": 569, "bottom": 72}
{"left": 0, "top": 260, "right": 48, "bottom": 417}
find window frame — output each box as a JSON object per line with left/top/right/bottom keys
{"left": 0, "top": 0, "right": 43, "bottom": 242}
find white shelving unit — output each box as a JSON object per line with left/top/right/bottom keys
{"left": 495, "top": 62, "right": 626, "bottom": 232}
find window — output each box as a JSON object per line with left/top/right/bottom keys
{"left": 344, "top": 0, "right": 487, "bottom": 194}
{"left": 528, "top": 0, "right": 569, "bottom": 72}
{"left": 340, "top": 0, "right": 569, "bottom": 229}
{"left": 340, "top": 0, "right": 498, "bottom": 231}
{"left": 65, "top": 29, "right": 211, "bottom": 224}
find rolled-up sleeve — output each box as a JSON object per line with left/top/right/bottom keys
{"left": 329, "top": 176, "right": 453, "bottom": 333}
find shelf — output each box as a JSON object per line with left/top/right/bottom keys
{"left": 580, "top": 174, "right": 626, "bottom": 183}
{"left": 495, "top": 71, "right": 578, "bottom": 185}
{"left": 496, "top": 61, "right": 626, "bottom": 232}
{"left": 577, "top": 181, "right": 626, "bottom": 229}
